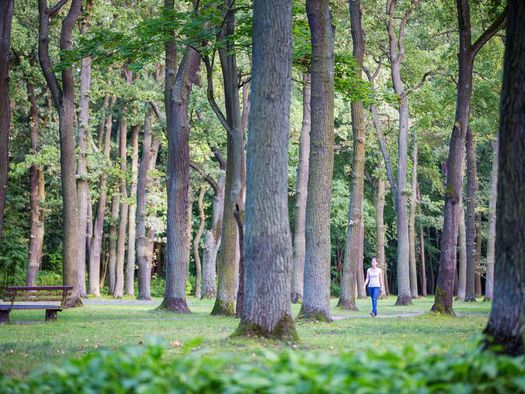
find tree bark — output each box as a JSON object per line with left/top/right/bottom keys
{"left": 160, "top": 44, "right": 200, "bottom": 312}
{"left": 475, "top": 212, "right": 482, "bottom": 297}
{"left": 408, "top": 142, "right": 419, "bottom": 298}
{"left": 376, "top": 175, "right": 388, "bottom": 296}
{"left": 456, "top": 196, "right": 467, "bottom": 300}
{"left": 299, "top": 0, "right": 335, "bottom": 322}
{"left": 386, "top": 0, "right": 417, "bottom": 306}
{"left": 26, "top": 75, "right": 45, "bottom": 286}
{"left": 432, "top": 0, "right": 506, "bottom": 315}
{"left": 483, "top": 0, "right": 524, "bottom": 355}
{"left": 236, "top": 0, "right": 296, "bottom": 339}
{"left": 108, "top": 193, "right": 119, "bottom": 294}
{"left": 291, "top": 73, "right": 311, "bottom": 304}
{"left": 484, "top": 134, "right": 498, "bottom": 301}
{"left": 419, "top": 225, "right": 427, "bottom": 296}
{"left": 210, "top": 0, "right": 245, "bottom": 316}
{"left": 193, "top": 186, "right": 206, "bottom": 299}
{"left": 464, "top": 127, "right": 478, "bottom": 302}
{"left": 89, "top": 95, "right": 115, "bottom": 296}
{"left": 76, "top": 0, "right": 94, "bottom": 298}
{"left": 0, "top": 0, "right": 14, "bottom": 245}
{"left": 126, "top": 123, "right": 140, "bottom": 296}
{"left": 38, "top": 0, "right": 83, "bottom": 307}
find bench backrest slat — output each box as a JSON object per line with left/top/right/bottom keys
{"left": 2, "top": 286, "right": 73, "bottom": 308}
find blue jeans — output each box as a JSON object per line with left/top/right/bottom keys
{"left": 369, "top": 287, "right": 380, "bottom": 316}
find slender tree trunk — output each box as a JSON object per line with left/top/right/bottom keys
{"left": 475, "top": 213, "right": 483, "bottom": 297}
{"left": 38, "top": 0, "right": 84, "bottom": 306}
{"left": 108, "top": 193, "right": 120, "bottom": 294}
{"left": 160, "top": 45, "right": 200, "bottom": 312}
{"left": 419, "top": 225, "right": 427, "bottom": 296}
{"left": 484, "top": 134, "right": 498, "bottom": 301}
{"left": 211, "top": 0, "right": 245, "bottom": 316}
{"left": 376, "top": 175, "right": 388, "bottom": 296}
{"left": 76, "top": 0, "right": 94, "bottom": 298}
{"left": 291, "top": 73, "right": 311, "bottom": 304}
{"left": 299, "top": 0, "right": 335, "bottom": 323}
{"left": 483, "top": 0, "right": 523, "bottom": 355}
{"left": 357, "top": 223, "right": 366, "bottom": 298}
{"left": 0, "top": 0, "right": 14, "bottom": 245}
{"left": 114, "top": 115, "right": 128, "bottom": 298}
{"left": 386, "top": 0, "right": 416, "bottom": 306}
{"left": 193, "top": 186, "right": 206, "bottom": 299}
{"left": 432, "top": 0, "right": 506, "bottom": 315}
{"left": 408, "top": 143, "right": 419, "bottom": 298}
{"left": 26, "top": 77, "right": 45, "bottom": 286}
{"left": 236, "top": 0, "right": 296, "bottom": 339}
{"left": 126, "top": 124, "right": 140, "bottom": 296}
{"left": 202, "top": 174, "right": 225, "bottom": 299}
{"left": 464, "top": 127, "right": 478, "bottom": 302}
{"left": 456, "top": 196, "right": 467, "bottom": 299}
{"left": 136, "top": 110, "right": 154, "bottom": 300}
{"left": 89, "top": 95, "right": 115, "bottom": 296}
{"left": 234, "top": 203, "right": 245, "bottom": 318}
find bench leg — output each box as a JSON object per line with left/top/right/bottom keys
{"left": 45, "top": 310, "right": 58, "bottom": 322}
{"left": 0, "top": 310, "right": 9, "bottom": 324}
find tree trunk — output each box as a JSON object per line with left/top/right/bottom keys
{"left": 376, "top": 175, "right": 388, "bottom": 296}
{"left": 108, "top": 193, "right": 120, "bottom": 294}
{"left": 419, "top": 225, "right": 427, "bottom": 296}
{"left": 136, "top": 109, "right": 155, "bottom": 300}
{"left": 291, "top": 73, "right": 311, "bottom": 304}
{"left": 76, "top": 0, "right": 94, "bottom": 298}
{"left": 408, "top": 142, "right": 419, "bottom": 298}
{"left": 193, "top": 186, "right": 206, "bottom": 299}
{"left": 432, "top": 0, "right": 505, "bottom": 315}
{"left": 202, "top": 174, "right": 225, "bottom": 299}
{"left": 126, "top": 124, "right": 140, "bottom": 296}
{"left": 299, "top": 0, "right": 335, "bottom": 322}
{"left": 484, "top": 134, "right": 498, "bottom": 301}
{"left": 456, "top": 196, "right": 467, "bottom": 300}
{"left": 234, "top": 203, "right": 245, "bottom": 318}
{"left": 114, "top": 115, "right": 128, "bottom": 298}
{"left": 26, "top": 77, "right": 45, "bottom": 286}
{"left": 89, "top": 95, "right": 115, "bottom": 296}
{"left": 0, "top": 0, "right": 14, "bottom": 245}
{"left": 160, "top": 46, "right": 200, "bottom": 312}
{"left": 475, "top": 212, "right": 483, "bottom": 297}
{"left": 483, "top": 0, "right": 523, "bottom": 355}
{"left": 464, "top": 127, "right": 478, "bottom": 302}
{"left": 211, "top": 0, "right": 245, "bottom": 316}
{"left": 386, "top": 0, "right": 415, "bottom": 306}
{"left": 38, "top": 0, "right": 83, "bottom": 307}
{"left": 236, "top": 0, "right": 296, "bottom": 339}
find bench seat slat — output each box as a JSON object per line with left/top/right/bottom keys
{"left": 0, "top": 305, "right": 62, "bottom": 310}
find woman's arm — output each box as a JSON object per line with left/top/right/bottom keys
{"left": 363, "top": 268, "right": 370, "bottom": 288}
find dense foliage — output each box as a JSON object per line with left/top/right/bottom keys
{"left": 1, "top": 339, "right": 524, "bottom": 393}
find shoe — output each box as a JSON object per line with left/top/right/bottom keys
{"left": 370, "top": 312, "right": 374, "bottom": 317}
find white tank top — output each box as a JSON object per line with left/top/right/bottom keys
{"left": 368, "top": 268, "right": 381, "bottom": 288}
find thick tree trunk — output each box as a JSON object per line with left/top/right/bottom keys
{"left": 0, "top": 0, "right": 14, "bottom": 245}
{"left": 291, "top": 73, "right": 311, "bottom": 304}
{"left": 464, "top": 127, "right": 478, "bottom": 302}
{"left": 76, "top": 0, "right": 94, "bottom": 298}
{"left": 376, "top": 175, "right": 388, "bottom": 296}
{"left": 419, "top": 225, "right": 427, "bottom": 296}
{"left": 193, "top": 186, "right": 206, "bottom": 299}
{"left": 202, "top": 174, "right": 225, "bottom": 299}
{"left": 456, "top": 196, "right": 467, "bottom": 299}
{"left": 432, "top": 0, "right": 505, "bottom": 315}
{"left": 38, "top": 0, "right": 83, "bottom": 307}
{"left": 299, "top": 0, "right": 335, "bottom": 322}
{"left": 234, "top": 203, "right": 245, "bottom": 318}
{"left": 408, "top": 143, "right": 419, "bottom": 298}
{"left": 211, "top": 0, "right": 245, "bottom": 316}
{"left": 386, "top": 0, "right": 414, "bottom": 306}
{"left": 89, "top": 95, "right": 115, "bottom": 296}
{"left": 126, "top": 124, "right": 140, "bottom": 296}
{"left": 26, "top": 78, "right": 45, "bottom": 286}
{"left": 484, "top": 135, "right": 498, "bottom": 301}
{"left": 236, "top": 0, "right": 296, "bottom": 339}
{"left": 483, "top": 0, "right": 524, "bottom": 355}
{"left": 160, "top": 46, "right": 200, "bottom": 312}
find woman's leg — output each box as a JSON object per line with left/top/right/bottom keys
{"left": 371, "top": 287, "right": 379, "bottom": 315}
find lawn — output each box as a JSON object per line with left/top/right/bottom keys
{"left": 0, "top": 296, "right": 491, "bottom": 377}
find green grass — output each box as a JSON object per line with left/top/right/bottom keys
{"left": 0, "top": 296, "right": 491, "bottom": 377}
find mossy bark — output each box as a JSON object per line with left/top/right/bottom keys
{"left": 430, "top": 287, "right": 456, "bottom": 316}
{"left": 158, "top": 297, "right": 191, "bottom": 313}
{"left": 211, "top": 299, "right": 235, "bottom": 316}
{"left": 235, "top": 314, "right": 298, "bottom": 341}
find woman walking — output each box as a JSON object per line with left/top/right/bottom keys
{"left": 364, "top": 257, "right": 383, "bottom": 317}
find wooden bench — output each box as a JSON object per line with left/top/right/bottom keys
{"left": 0, "top": 286, "right": 73, "bottom": 324}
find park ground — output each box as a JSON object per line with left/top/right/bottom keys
{"left": 0, "top": 296, "right": 491, "bottom": 377}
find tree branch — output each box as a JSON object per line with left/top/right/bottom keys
{"left": 471, "top": 7, "right": 507, "bottom": 58}
{"left": 48, "top": 0, "right": 69, "bottom": 18}
{"left": 190, "top": 161, "right": 219, "bottom": 195}
{"left": 211, "top": 146, "right": 226, "bottom": 170}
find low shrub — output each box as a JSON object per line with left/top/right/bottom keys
{"left": 1, "top": 338, "right": 524, "bottom": 393}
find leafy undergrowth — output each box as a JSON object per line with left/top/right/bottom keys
{"left": 1, "top": 338, "right": 524, "bottom": 394}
